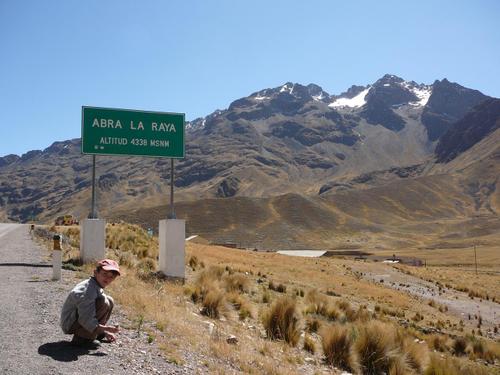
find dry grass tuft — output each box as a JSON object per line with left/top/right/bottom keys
{"left": 336, "top": 300, "right": 358, "bottom": 322}
{"left": 399, "top": 336, "right": 428, "bottom": 373}
{"left": 226, "top": 292, "right": 253, "bottom": 320}
{"left": 321, "top": 324, "right": 357, "bottom": 372}
{"left": 223, "top": 273, "right": 250, "bottom": 293}
{"left": 106, "top": 223, "right": 157, "bottom": 259}
{"left": 452, "top": 336, "right": 467, "bottom": 356}
{"left": 305, "top": 289, "right": 330, "bottom": 316}
{"left": 388, "top": 355, "right": 409, "bottom": 375}
{"left": 303, "top": 334, "right": 316, "bottom": 354}
{"left": 325, "top": 306, "right": 341, "bottom": 322}
{"left": 469, "top": 337, "right": 500, "bottom": 363}
{"left": 304, "top": 289, "right": 343, "bottom": 322}
{"left": 268, "top": 280, "right": 287, "bottom": 293}
{"left": 427, "top": 334, "right": 448, "bottom": 353}
{"left": 262, "top": 289, "right": 271, "bottom": 304}
{"left": 136, "top": 258, "right": 157, "bottom": 281}
{"left": 188, "top": 255, "right": 199, "bottom": 270}
{"left": 354, "top": 305, "right": 372, "bottom": 323}
{"left": 201, "top": 266, "right": 225, "bottom": 282}
{"left": 354, "top": 321, "right": 404, "bottom": 375}
{"left": 305, "top": 317, "right": 321, "bottom": 333}
{"left": 200, "top": 288, "right": 225, "bottom": 319}
{"left": 425, "top": 353, "right": 490, "bottom": 375}
{"left": 262, "top": 296, "right": 301, "bottom": 346}
{"left": 117, "top": 250, "right": 135, "bottom": 268}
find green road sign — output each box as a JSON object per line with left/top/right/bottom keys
{"left": 81, "top": 106, "right": 185, "bottom": 158}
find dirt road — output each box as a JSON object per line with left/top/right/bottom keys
{"left": 0, "top": 224, "right": 189, "bottom": 375}
{"left": 350, "top": 260, "right": 499, "bottom": 332}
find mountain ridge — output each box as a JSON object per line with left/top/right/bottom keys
{"left": 1, "top": 75, "right": 497, "bottom": 238}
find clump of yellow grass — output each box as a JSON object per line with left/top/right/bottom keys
{"left": 320, "top": 324, "right": 357, "bottom": 372}
{"left": 262, "top": 296, "right": 301, "bottom": 346}
{"left": 425, "top": 353, "right": 490, "bottom": 375}
{"left": 354, "top": 321, "right": 404, "bottom": 375}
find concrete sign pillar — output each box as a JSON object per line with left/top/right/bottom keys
{"left": 80, "top": 219, "right": 106, "bottom": 263}
{"left": 159, "top": 219, "right": 185, "bottom": 279}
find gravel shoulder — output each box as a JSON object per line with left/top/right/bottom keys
{"left": 0, "top": 224, "right": 191, "bottom": 375}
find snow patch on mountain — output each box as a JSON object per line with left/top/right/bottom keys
{"left": 280, "top": 83, "right": 294, "bottom": 94}
{"left": 254, "top": 95, "right": 270, "bottom": 101}
{"left": 186, "top": 110, "right": 224, "bottom": 131}
{"left": 329, "top": 87, "right": 371, "bottom": 108}
{"left": 410, "top": 86, "right": 432, "bottom": 106}
{"left": 312, "top": 92, "right": 327, "bottom": 101}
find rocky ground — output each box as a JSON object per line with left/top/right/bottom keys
{"left": 0, "top": 224, "right": 205, "bottom": 375}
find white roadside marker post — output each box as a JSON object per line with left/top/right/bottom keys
{"left": 52, "top": 234, "right": 62, "bottom": 281}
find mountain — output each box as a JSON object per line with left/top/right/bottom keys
{"left": 0, "top": 75, "right": 496, "bottom": 240}
{"left": 435, "top": 98, "right": 500, "bottom": 162}
{"left": 422, "top": 79, "right": 489, "bottom": 141}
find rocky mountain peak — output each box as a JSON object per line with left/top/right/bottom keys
{"left": 274, "top": 82, "right": 329, "bottom": 102}
{"left": 422, "top": 78, "right": 490, "bottom": 141}
{"left": 305, "top": 83, "right": 329, "bottom": 101}
{"left": 435, "top": 98, "right": 500, "bottom": 162}
{"left": 367, "top": 75, "right": 419, "bottom": 107}
{"left": 0, "top": 154, "right": 21, "bottom": 167}
{"left": 337, "top": 85, "right": 369, "bottom": 99}
{"left": 374, "top": 74, "right": 405, "bottom": 86}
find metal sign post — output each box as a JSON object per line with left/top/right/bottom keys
{"left": 168, "top": 158, "right": 176, "bottom": 219}
{"left": 90, "top": 155, "right": 97, "bottom": 219}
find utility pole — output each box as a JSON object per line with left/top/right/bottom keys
{"left": 474, "top": 245, "right": 478, "bottom": 275}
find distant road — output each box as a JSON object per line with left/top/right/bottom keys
{"left": 0, "top": 223, "right": 20, "bottom": 240}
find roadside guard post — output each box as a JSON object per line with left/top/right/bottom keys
{"left": 52, "top": 234, "right": 62, "bottom": 281}
{"left": 81, "top": 106, "right": 186, "bottom": 278}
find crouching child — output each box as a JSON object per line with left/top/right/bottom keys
{"left": 60, "top": 259, "right": 121, "bottom": 346}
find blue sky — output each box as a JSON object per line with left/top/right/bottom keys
{"left": 1, "top": 0, "right": 499, "bottom": 156}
